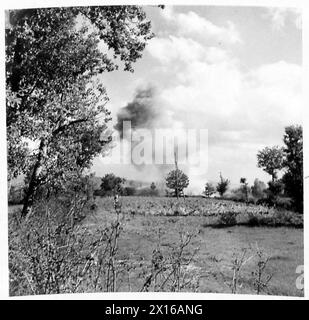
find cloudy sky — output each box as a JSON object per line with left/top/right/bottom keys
{"left": 93, "top": 5, "right": 302, "bottom": 193}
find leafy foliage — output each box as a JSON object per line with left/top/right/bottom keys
{"left": 256, "top": 125, "right": 303, "bottom": 213}
{"left": 9, "top": 198, "right": 123, "bottom": 295}
{"left": 216, "top": 173, "right": 230, "bottom": 197}
{"left": 282, "top": 125, "right": 303, "bottom": 213}
{"left": 165, "top": 169, "right": 189, "bottom": 197}
{"left": 100, "top": 173, "right": 125, "bottom": 196}
{"left": 257, "top": 146, "right": 284, "bottom": 181}
{"left": 204, "top": 182, "right": 216, "bottom": 197}
{"left": 215, "top": 211, "right": 237, "bottom": 227}
{"left": 6, "top": 6, "right": 155, "bottom": 216}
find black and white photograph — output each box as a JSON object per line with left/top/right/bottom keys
{"left": 1, "top": 0, "right": 307, "bottom": 300}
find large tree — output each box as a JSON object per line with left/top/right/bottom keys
{"left": 257, "top": 146, "right": 284, "bottom": 182}
{"left": 282, "top": 125, "right": 303, "bottom": 213}
{"left": 6, "top": 7, "right": 156, "bottom": 217}
{"left": 166, "top": 169, "right": 189, "bottom": 198}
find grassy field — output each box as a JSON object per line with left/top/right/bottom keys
{"left": 83, "top": 196, "right": 304, "bottom": 296}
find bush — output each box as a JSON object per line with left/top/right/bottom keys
{"left": 244, "top": 210, "right": 303, "bottom": 228}
{"left": 274, "top": 197, "right": 292, "bottom": 210}
{"left": 265, "top": 180, "right": 284, "bottom": 205}
{"left": 123, "top": 187, "right": 137, "bottom": 196}
{"left": 246, "top": 212, "right": 260, "bottom": 227}
{"left": 100, "top": 173, "right": 125, "bottom": 196}
{"left": 9, "top": 197, "right": 123, "bottom": 295}
{"left": 214, "top": 212, "right": 237, "bottom": 227}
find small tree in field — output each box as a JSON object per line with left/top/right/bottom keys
{"left": 204, "top": 182, "right": 216, "bottom": 198}
{"left": 165, "top": 169, "right": 189, "bottom": 198}
{"left": 216, "top": 172, "right": 230, "bottom": 197}
{"left": 257, "top": 146, "right": 284, "bottom": 182}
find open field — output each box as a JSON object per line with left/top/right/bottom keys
{"left": 8, "top": 196, "right": 304, "bottom": 296}
{"left": 82, "top": 196, "right": 304, "bottom": 296}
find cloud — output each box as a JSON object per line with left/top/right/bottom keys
{"left": 95, "top": 7, "right": 302, "bottom": 191}
{"left": 147, "top": 36, "right": 206, "bottom": 64}
{"left": 161, "top": 6, "right": 241, "bottom": 44}
{"left": 146, "top": 30, "right": 302, "bottom": 186}
{"left": 148, "top": 36, "right": 231, "bottom": 66}
{"left": 264, "top": 7, "right": 302, "bottom": 30}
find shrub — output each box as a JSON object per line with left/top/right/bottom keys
{"left": 215, "top": 212, "right": 237, "bottom": 227}
{"left": 123, "top": 186, "right": 137, "bottom": 196}
{"left": 9, "top": 197, "right": 123, "bottom": 295}
{"left": 245, "top": 210, "right": 303, "bottom": 228}
{"left": 274, "top": 197, "right": 292, "bottom": 210}
{"left": 247, "top": 212, "right": 260, "bottom": 227}
{"left": 265, "top": 180, "right": 284, "bottom": 205}
{"left": 216, "top": 173, "right": 230, "bottom": 197}
{"left": 100, "top": 173, "right": 125, "bottom": 196}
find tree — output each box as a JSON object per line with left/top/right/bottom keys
{"left": 216, "top": 172, "right": 230, "bottom": 197}
{"left": 251, "top": 178, "right": 266, "bottom": 200}
{"left": 266, "top": 180, "right": 284, "bottom": 205}
{"left": 204, "top": 182, "right": 215, "bottom": 198}
{"left": 282, "top": 125, "right": 303, "bottom": 213}
{"left": 165, "top": 169, "right": 189, "bottom": 198}
{"left": 257, "top": 146, "right": 284, "bottom": 182}
{"left": 100, "top": 174, "right": 125, "bottom": 196}
{"left": 6, "top": 7, "right": 156, "bottom": 216}
{"left": 20, "top": 78, "right": 112, "bottom": 216}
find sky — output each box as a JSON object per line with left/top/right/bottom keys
{"left": 92, "top": 5, "right": 302, "bottom": 193}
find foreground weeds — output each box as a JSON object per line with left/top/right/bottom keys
{"left": 9, "top": 197, "right": 201, "bottom": 295}
{"left": 139, "top": 229, "right": 200, "bottom": 292}
{"left": 9, "top": 204, "right": 123, "bottom": 295}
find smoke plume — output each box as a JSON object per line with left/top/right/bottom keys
{"left": 114, "top": 86, "right": 160, "bottom": 138}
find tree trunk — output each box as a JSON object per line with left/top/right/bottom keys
{"left": 21, "top": 139, "right": 45, "bottom": 218}
{"left": 175, "top": 188, "right": 179, "bottom": 200}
